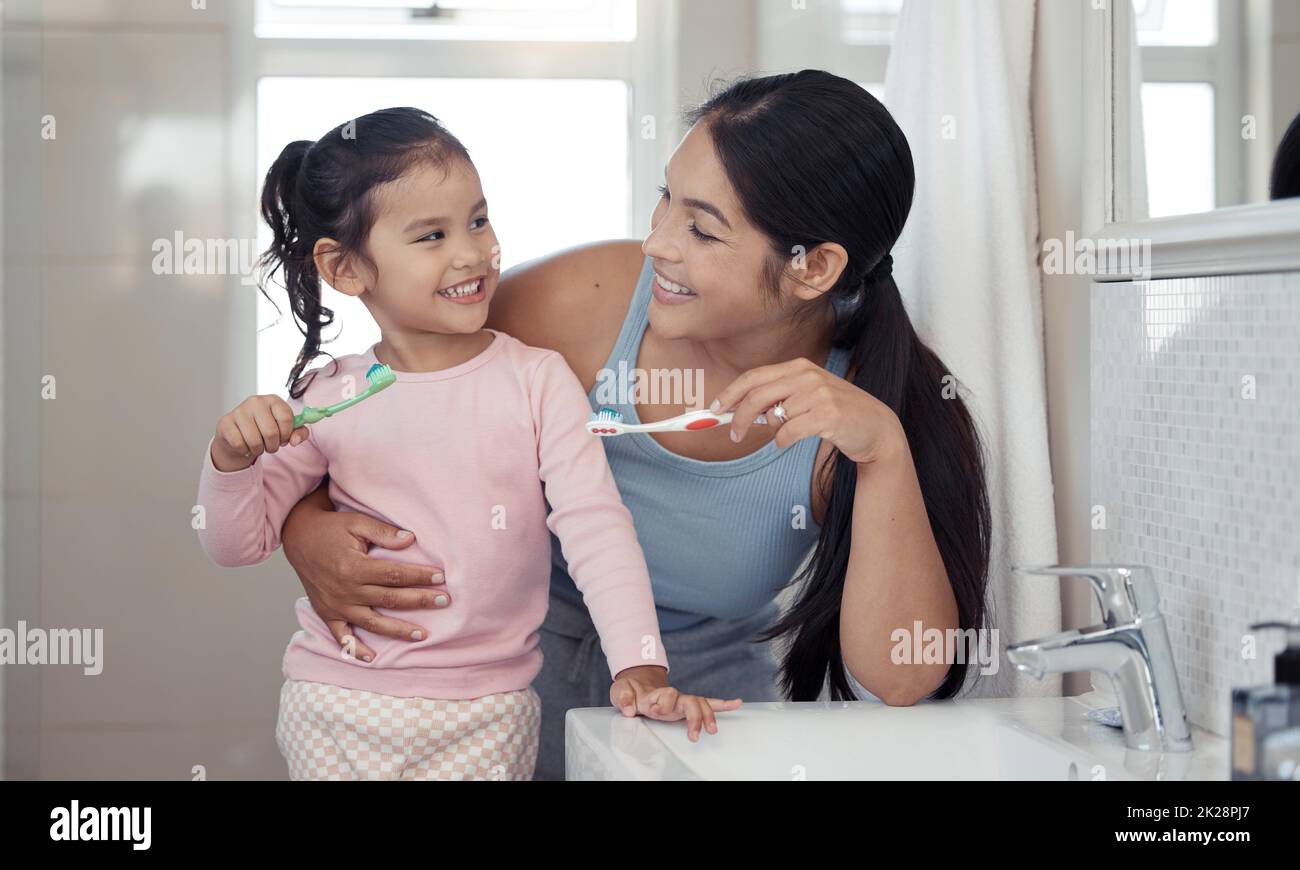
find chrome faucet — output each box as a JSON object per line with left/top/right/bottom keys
{"left": 1006, "top": 564, "right": 1193, "bottom": 752}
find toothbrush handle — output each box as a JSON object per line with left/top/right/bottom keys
{"left": 293, "top": 407, "right": 330, "bottom": 427}
{"left": 635, "top": 410, "right": 743, "bottom": 433}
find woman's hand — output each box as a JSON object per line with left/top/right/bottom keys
{"left": 712, "top": 357, "right": 906, "bottom": 465}
{"left": 609, "top": 666, "right": 743, "bottom": 742}
{"left": 280, "top": 489, "right": 449, "bottom": 663}
{"left": 211, "top": 394, "right": 309, "bottom": 472}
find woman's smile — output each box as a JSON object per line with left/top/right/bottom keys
{"left": 652, "top": 270, "right": 698, "bottom": 305}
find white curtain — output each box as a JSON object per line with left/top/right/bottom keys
{"left": 884, "top": 0, "right": 1062, "bottom": 697}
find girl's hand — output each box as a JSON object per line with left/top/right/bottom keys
{"left": 211, "top": 394, "right": 309, "bottom": 472}
{"left": 712, "top": 357, "right": 906, "bottom": 465}
{"left": 610, "top": 666, "right": 743, "bottom": 742}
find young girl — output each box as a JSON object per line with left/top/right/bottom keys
{"left": 196, "top": 107, "right": 738, "bottom": 780}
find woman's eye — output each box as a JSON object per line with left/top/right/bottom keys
{"left": 688, "top": 223, "right": 715, "bottom": 242}
{"left": 656, "top": 183, "right": 669, "bottom": 199}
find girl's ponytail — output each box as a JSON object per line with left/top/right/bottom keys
{"left": 258, "top": 139, "right": 335, "bottom": 399}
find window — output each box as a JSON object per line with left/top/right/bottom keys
{"left": 255, "top": 0, "right": 637, "bottom": 41}
{"left": 841, "top": 0, "right": 904, "bottom": 46}
{"left": 1132, "top": 0, "right": 1248, "bottom": 217}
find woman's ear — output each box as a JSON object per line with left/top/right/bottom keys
{"left": 313, "top": 238, "right": 366, "bottom": 297}
{"left": 787, "top": 241, "right": 849, "bottom": 301}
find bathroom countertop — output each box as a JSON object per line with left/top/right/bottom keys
{"left": 564, "top": 689, "right": 1231, "bottom": 780}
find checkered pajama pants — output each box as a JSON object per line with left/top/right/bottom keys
{"left": 275, "top": 679, "right": 541, "bottom": 781}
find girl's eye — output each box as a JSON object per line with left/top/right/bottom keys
{"left": 419, "top": 230, "right": 444, "bottom": 242}
{"left": 471, "top": 216, "right": 489, "bottom": 229}
{"left": 657, "top": 183, "right": 669, "bottom": 199}
{"left": 688, "top": 223, "right": 716, "bottom": 242}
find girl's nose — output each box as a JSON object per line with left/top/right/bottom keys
{"left": 453, "top": 240, "right": 488, "bottom": 271}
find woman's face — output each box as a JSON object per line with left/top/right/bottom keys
{"left": 642, "top": 122, "right": 797, "bottom": 343}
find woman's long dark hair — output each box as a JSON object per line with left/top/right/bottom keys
{"left": 688, "top": 70, "right": 991, "bottom": 702}
{"left": 1270, "top": 110, "right": 1300, "bottom": 200}
{"left": 258, "top": 107, "right": 470, "bottom": 397}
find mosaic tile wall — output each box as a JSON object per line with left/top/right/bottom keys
{"left": 1092, "top": 272, "right": 1300, "bottom": 736}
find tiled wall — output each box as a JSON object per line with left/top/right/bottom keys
{"left": 1092, "top": 272, "right": 1300, "bottom": 736}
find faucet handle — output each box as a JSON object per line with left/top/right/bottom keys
{"left": 1013, "top": 564, "right": 1158, "bottom": 626}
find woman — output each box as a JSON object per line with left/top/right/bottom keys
{"left": 277, "top": 70, "right": 991, "bottom": 780}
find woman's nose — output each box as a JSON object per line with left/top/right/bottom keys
{"left": 642, "top": 218, "right": 679, "bottom": 263}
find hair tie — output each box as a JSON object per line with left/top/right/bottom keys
{"left": 866, "top": 253, "right": 893, "bottom": 283}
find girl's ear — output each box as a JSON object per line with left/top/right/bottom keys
{"left": 787, "top": 241, "right": 849, "bottom": 302}
{"left": 313, "top": 237, "right": 366, "bottom": 296}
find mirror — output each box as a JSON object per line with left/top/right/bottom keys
{"left": 1123, "top": 0, "right": 1300, "bottom": 218}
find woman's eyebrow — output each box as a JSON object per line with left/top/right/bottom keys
{"left": 402, "top": 197, "right": 488, "bottom": 233}
{"left": 662, "top": 165, "right": 731, "bottom": 230}
{"left": 682, "top": 196, "right": 731, "bottom": 230}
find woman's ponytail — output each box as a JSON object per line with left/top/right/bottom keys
{"left": 689, "top": 71, "right": 992, "bottom": 703}
{"left": 772, "top": 256, "right": 991, "bottom": 701}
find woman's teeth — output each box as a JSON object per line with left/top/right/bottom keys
{"left": 655, "top": 274, "right": 696, "bottom": 296}
{"left": 438, "top": 279, "right": 481, "bottom": 298}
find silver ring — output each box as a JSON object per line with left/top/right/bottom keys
{"left": 771, "top": 403, "right": 787, "bottom": 421}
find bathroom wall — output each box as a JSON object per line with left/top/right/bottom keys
{"left": 1, "top": 0, "right": 295, "bottom": 780}
{"left": 1092, "top": 270, "right": 1300, "bottom": 735}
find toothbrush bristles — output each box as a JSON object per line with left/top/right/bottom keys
{"left": 366, "top": 363, "right": 396, "bottom": 389}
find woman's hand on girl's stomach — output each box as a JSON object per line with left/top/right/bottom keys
{"left": 211, "top": 394, "right": 309, "bottom": 472}
{"left": 281, "top": 501, "right": 450, "bottom": 663}
{"left": 610, "top": 666, "right": 743, "bottom": 742}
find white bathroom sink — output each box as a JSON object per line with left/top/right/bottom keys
{"left": 564, "top": 691, "right": 1229, "bottom": 780}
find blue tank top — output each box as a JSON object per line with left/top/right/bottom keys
{"left": 548, "top": 256, "right": 852, "bottom": 631}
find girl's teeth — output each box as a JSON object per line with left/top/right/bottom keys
{"left": 439, "top": 280, "right": 481, "bottom": 298}
{"left": 656, "top": 274, "right": 696, "bottom": 295}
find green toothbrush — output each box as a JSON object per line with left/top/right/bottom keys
{"left": 292, "top": 363, "right": 397, "bottom": 427}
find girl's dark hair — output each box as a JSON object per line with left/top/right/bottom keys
{"left": 258, "top": 107, "right": 471, "bottom": 398}
{"left": 687, "top": 70, "right": 991, "bottom": 702}
{"left": 1270, "top": 110, "right": 1300, "bottom": 200}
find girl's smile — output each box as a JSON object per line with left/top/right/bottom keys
{"left": 437, "top": 275, "right": 486, "bottom": 303}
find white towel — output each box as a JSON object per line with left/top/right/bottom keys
{"left": 884, "top": 0, "right": 1062, "bottom": 697}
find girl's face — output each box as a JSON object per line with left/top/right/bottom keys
{"left": 351, "top": 157, "right": 500, "bottom": 336}
{"left": 642, "top": 121, "right": 800, "bottom": 343}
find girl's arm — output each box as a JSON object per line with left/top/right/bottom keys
{"left": 527, "top": 350, "right": 668, "bottom": 679}
{"left": 528, "top": 351, "right": 741, "bottom": 740}
{"left": 196, "top": 394, "right": 329, "bottom": 568}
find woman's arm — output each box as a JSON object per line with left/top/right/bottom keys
{"left": 715, "top": 359, "right": 958, "bottom": 705}
{"left": 837, "top": 430, "right": 957, "bottom": 705}
{"left": 278, "top": 477, "right": 448, "bottom": 661}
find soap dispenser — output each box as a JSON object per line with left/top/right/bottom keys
{"left": 1231, "top": 620, "right": 1300, "bottom": 780}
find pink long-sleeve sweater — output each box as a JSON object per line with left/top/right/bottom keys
{"left": 196, "top": 329, "right": 668, "bottom": 699}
